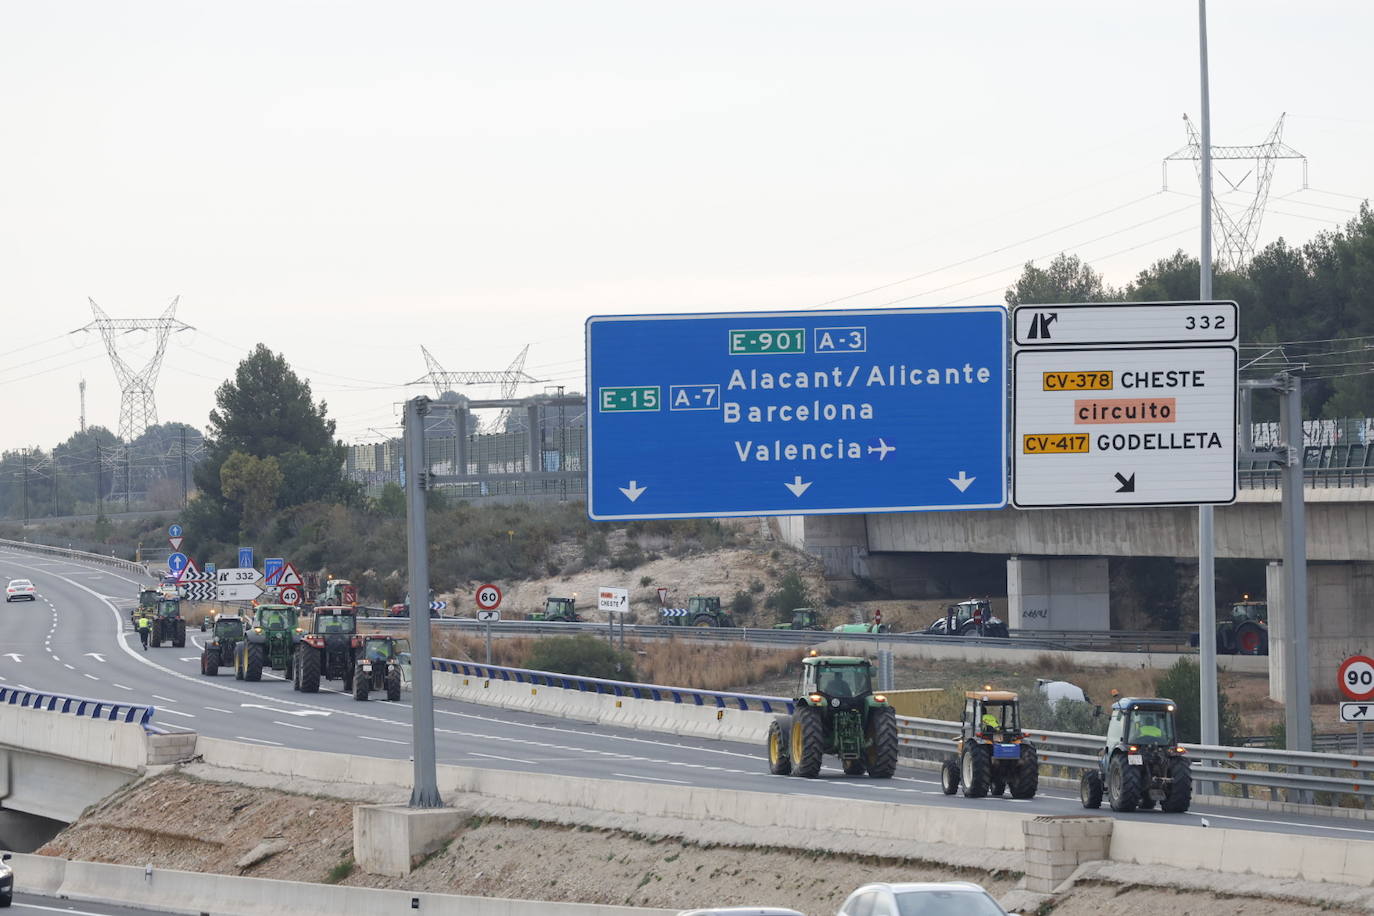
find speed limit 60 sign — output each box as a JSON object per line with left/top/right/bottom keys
{"left": 475, "top": 584, "right": 502, "bottom": 611}
{"left": 1339, "top": 655, "right": 1374, "bottom": 701}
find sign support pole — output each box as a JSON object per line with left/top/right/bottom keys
{"left": 403, "top": 396, "right": 442, "bottom": 807}
{"left": 1280, "top": 375, "right": 1312, "bottom": 752}
{"left": 1195, "top": 0, "right": 1220, "bottom": 749}
{"left": 485, "top": 621, "right": 493, "bottom": 665}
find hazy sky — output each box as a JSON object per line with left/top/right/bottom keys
{"left": 2, "top": 1, "right": 1371, "bottom": 453}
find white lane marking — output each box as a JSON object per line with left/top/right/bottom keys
{"left": 273, "top": 720, "right": 315, "bottom": 731}
{"left": 51, "top": 656, "right": 60, "bottom": 662}
{"left": 84, "top": 652, "right": 106, "bottom": 663}
{"left": 83, "top": 673, "right": 99, "bottom": 681}
{"left": 12, "top": 900, "right": 158, "bottom": 916}
{"left": 613, "top": 772, "right": 690, "bottom": 785}
{"left": 160, "top": 708, "right": 196, "bottom": 718}
{"left": 358, "top": 735, "right": 408, "bottom": 745}
{"left": 191, "top": 635, "right": 204, "bottom": 650}
{"left": 112, "top": 683, "right": 132, "bottom": 691}
{"left": 469, "top": 751, "right": 534, "bottom": 765}
{"left": 153, "top": 695, "right": 177, "bottom": 703}
{"left": 235, "top": 736, "right": 284, "bottom": 746}
{"left": 205, "top": 706, "right": 234, "bottom": 713}
{"left": 63, "top": 664, "right": 75, "bottom": 670}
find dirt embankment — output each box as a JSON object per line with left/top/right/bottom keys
{"left": 41, "top": 772, "right": 1366, "bottom": 916}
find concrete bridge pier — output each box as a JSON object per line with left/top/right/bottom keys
{"left": 1265, "top": 560, "right": 1374, "bottom": 703}
{"left": 1007, "top": 556, "right": 1109, "bottom": 630}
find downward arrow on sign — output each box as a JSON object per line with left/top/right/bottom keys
{"left": 618, "top": 480, "right": 647, "bottom": 502}
{"left": 784, "top": 476, "right": 812, "bottom": 497}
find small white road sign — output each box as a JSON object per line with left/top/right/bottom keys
{"left": 1340, "top": 702, "right": 1372, "bottom": 723}
{"left": 598, "top": 586, "right": 629, "bottom": 614}
{"left": 477, "top": 609, "right": 501, "bottom": 623}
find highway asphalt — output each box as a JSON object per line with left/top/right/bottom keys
{"left": 7, "top": 893, "right": 178, "bottom": 916}
{"left": 2, "top": 548, "right": 1370, "bottom": 843}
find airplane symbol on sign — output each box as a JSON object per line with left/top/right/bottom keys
{"left": 867, "top": 438, "right": 896, "bottom": 461}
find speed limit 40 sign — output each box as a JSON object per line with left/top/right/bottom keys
{"left": 475, "top": 584, "right": 502, "bottom": 611}
{"left": 1338, "top": 655, "right": 1374, "bottom": 701}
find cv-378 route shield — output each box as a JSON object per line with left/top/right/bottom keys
{"left": 585, "top": 306, "right": 1007, "bottom": 520}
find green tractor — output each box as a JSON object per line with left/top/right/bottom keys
{"left": 234, "top": 603, "right": 301, "bottom": 682}
{"left": 765, "top": 654, "right": 898, "bottom": 779}
{"left": 1081, "top": 696, "right": 1192, "bottom": 813}
{"left": 772, "top": 608, "right": 825, "bottom": 631}
{"left": 352, "top": 635, "right": 408, "bottom": 702}
{"left": 294, "top": 606, "right": 360, "bottom": 693}
{"left": 200, "top": 615, "right": 246, "bottom": 676}
{"left": 663, "top": 595, "right": 734, "bottom": 627}
{"left": 147, "top": 597, "right": 186, "bottom": 648}
{"left": 530, "top": 596, "right": 581, "bottom": 622}
{"left": 1218, "top": 598, "right": 1269, "bottom": 656}
{"left": 939, "top": 688, "right": 1039, "bottom": 799}
{"left": 135, "top": 588, "right": 160, "bottom": 627}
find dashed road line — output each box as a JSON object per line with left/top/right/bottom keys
{"left": 358, "top": 735, "right": 408, "bottom": 746}
{"left": 612, "top": 773, "right": 690, "bottom": 784}
{"left": 273, "top": 720, "right": 314, "bottom": 730}
{"left": 470, "top": 751, "right": 534, "bottom": 765}
{"left": 205, "top": 706, "right": 234, "bottom": 713}
{"left": 235, "top": 736, "right": 284, "bottom": 746}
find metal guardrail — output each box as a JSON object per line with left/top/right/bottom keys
{"left": 431, "top": 658, "right": 795, "bottom": 714}
{"left": 1240, "top": 466, "right": 1374, "bottom": 490}
{"left": 365, "top": 616, "right": 1199, "bottom": 655}
{"left": 0, "top": 537, "right": 151, "bottom": 578}
{"left": 0, "top": 685, "right": 157, "bottom": 730}
{"left": 430, "top": 657, "right": 1373, "bottom": 808}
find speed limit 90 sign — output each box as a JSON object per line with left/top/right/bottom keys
{"left": 475, "top": 584, "right": 502, "bottom": 611}
{"left": 1339, "top": 655, "right": 1374, "bottom": 701}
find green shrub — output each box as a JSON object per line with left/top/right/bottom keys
{"left": 527, "top": 635, "right": 637, "bottom": 681}
{"left": 1155, "top": 656, "right": 1242, "bottom": 744}
{"left": 730, "top": 590, "right": 754, "bottom": 616}
{"left": 765, "top": 571, "right": 811, "bottom": 621}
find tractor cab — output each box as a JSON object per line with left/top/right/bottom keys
{"left": 1229, "top": 600, "right": 1267, "bottom": 624}
{"left": 962, "top": 689, "right": 1023, "bottom": 743}
{"left": 774, "top": 608, "right": 824, "bottom": 630}
{"left": 533, "top": 596, "right": 580, "bottom": 622}
{"left": 800, "top": 656, "right": 874, "bottom": 701}
{"left": 1105, "top": 697, "right": 1178, "bottom": 747}
{"left": 311, "top": 606, "right": 357, "bottom": 635}
{"left": 252, "top": 603, "right": 299, "bottom": 632}
{"left": 138, "top": 588, "right": 159, "bottom": 610}
{"left": 156, "top": 597, "right": 182, "bottom": 619}
{"left": 361, "top": 636, "right": 407, "bottom": 662}
{"left": 213, "top": 616, "right": 245, "bottom": 641}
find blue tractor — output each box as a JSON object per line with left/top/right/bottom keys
{"left": 1081, "top": 696, "right": 1192, "bottom": 813}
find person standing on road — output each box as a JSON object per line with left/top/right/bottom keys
{"left": 136, "top": 614, "right": 151, "bottom": 650}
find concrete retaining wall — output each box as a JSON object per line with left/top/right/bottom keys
{"left": 10, "top": 853, "right": 677, "bottom": 916}
{"left": 817, "top": 638, "right": 1268, "bottom": 673}
{"left": 431, "top": 669, "right": 776, "bottom": 743}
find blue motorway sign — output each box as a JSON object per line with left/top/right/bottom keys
{"left": 238, "top": 547, "right": 254, "bottom": 569}
{"left": 167, "top": 552, "right": 189, "bottom": 574}
{"left": 586, "top": 307, "right": 1007, "bottom": 519}
{"left": 264, "top": 557, "right": 284, "bottom": 585}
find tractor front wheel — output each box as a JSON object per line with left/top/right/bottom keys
{"left": 1162, "top": 756, "right": 1193, "bottom": 813}
{"left": 353, "top": 668, "right": 369, "bottom": 701}
{"left": 233, "top": 645, "right": 245, "bottom": 680}
{"left": 789, "top": 707, "right": 824, "bottom": 778}
{"left": 940, "top": 759, "right": 960, "bottom": 795}
{"left": 1108, "top": 755, "right": 1142, "bottom": 812}
{"left": 1080, "top": 770, "right": 1103, "bottom": 808}
{"left": 201, "top": 648, "right": 220, "bottom": 676}
{"left": 767, "top": 718, "right": 792, "bottom": 776}
{"left": 244, "top": 643, "right": 265, "bottom": 682}
{"left": 172, "top": 620, "right": 186, "bottom": 648}
{"left": 961, "top": 744, "right": 991, "bottom": 798}
{"left": 386, "top": 670, "right": 402, "bottom": 702}
{"left": 1010, "top": 744, "right": 1039, "bottom": 799}
{"left": 864, "top": 706, "right": 898, "bottom": 779}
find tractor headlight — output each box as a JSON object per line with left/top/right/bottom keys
{"left": 873, "top": 694, "right": 886, "bottom": 703}
{"left": 808, "top": 693, "right": 822, "bottom": 705}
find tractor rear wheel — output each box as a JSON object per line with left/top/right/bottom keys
{"left": 940, "top": 759, "right": 959, "bottom": 795}
{"left": 842, "top": 758, "right": 866, "bottom": 776}
{"left": 1010, "top": 744, "right": 1039, "bottom": 799}
{"left": 766, "top": 718, "right": 792, "bottom": 775}
{"left": 864, "top": 706, "right": 898, "bottom": 779}
{"left": 1235, "top": 622, "right": 1266, "bottom": 655}
{"left": 244, "top": 643, "right": 264, "bottom": 682}
{"left": 1162, "top": 756, "right": 1192, "bottom": 812}
{"left": 201, "top": 648, "right": 220, "bottom": 676}
{"left": 297, "top": 646, "right": 321, "bottom": 693}
{"left": 386, "top": 670, "right": 402, "bottom": 701}
{"left": 234, "top": 645, "right": 245, "bottom": 680}
{"left": 173, "top": 620, "right": 186, "bottom": 648}
{"left": 789, "top": 707, "right": 824, "bottom": 778}
{"left": 692, "top": 615, "right": 716, "bottom": 627}
{"left": 961, "top": 744, "right": 991, "bottom": 798}
{"left": 1080, "top": 770, "right": 1103, "bottom": 808}
{"left": 1108, "top": 755, "right": 1141, "bottom": 812}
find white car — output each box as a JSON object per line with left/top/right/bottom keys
{"left": 837, "top": 882, "right": 1011, "bottom": 916}
{"left": 5, "top": 579, "right": 36, "bottom": 602}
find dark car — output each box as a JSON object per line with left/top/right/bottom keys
{"left": 0, "top": 852, "right": 13, "bottom": 906}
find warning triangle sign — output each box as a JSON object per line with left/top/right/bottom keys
{"left": 177, "top": 557, "right": 202, "bottom": 582}
{"left": 168, "top": 536, "right": 184, "bottom": 551}
{"left": 275, "top": 562, "right": 303, "bottom": 587}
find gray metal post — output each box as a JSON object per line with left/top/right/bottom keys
{"left": 454, "top": 408, "right": 468, "bottom": 479}
{"left": 404, "top": 396, "right": 442, "bottom": 807}
{"left": 1196, "top": 0, "right": 1220, "bottom": 747}
{"left": 527, "top": 405, "right": 541, "bottom": 472}
{"left": 484, "top": 620, "right": 492, "bottom": 665}
{"left": 1279, "top": 375, "right": 1312, "bottom": 751}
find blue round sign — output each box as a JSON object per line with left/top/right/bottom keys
{"left": 168, "top": 524, "right": 183, "bottom": 538}
{"left": 167, "top": 552, "right": 189, "bottom": 573}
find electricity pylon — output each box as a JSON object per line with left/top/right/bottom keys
{"left": 1164, "top": 113, "right": 1307, "bottom": 270}
{"left": 74, "top": 297, "right": 193, "bottom": 443}
{"left": 415, "top": 345, "right": 539, "bottom": 432}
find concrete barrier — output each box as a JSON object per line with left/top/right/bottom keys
{"left": 819, "top": 639, "right": 1268, "bottom": 673}
{"left": 11, "top": 853, "right": 677, "bottom": 916}
{"left": 431, "top": 670, "right": 775, "bottom": 744}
